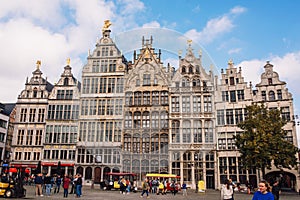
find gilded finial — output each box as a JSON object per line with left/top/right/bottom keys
{"left": 102, "top": 20, "right": 112, "bottom": 33}
{"left": 228, "top": 59, "right": 234, "bottom": 67}
{"left": 187, "top": 39, "right": 192, "bottom": 46}
{"left": 67, "top": 58, "right": 70, "bottom": 65}
{"left": 36, "top": 60, "right": 41, "bottom": 69}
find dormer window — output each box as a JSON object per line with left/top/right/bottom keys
{"left": 268, "top": 78, "right": 273, "bottom": 85}
{"left": 64, "top": 78, "right": 69, "bottom": 86}
{"left": 230, "top": 77, "right": 234, "bottom": 85}
{"left": 33, "top": 88, "right": 38, "bottom": 98}
{"left": 269, "top": 91, "right": 275, "bottom": 101}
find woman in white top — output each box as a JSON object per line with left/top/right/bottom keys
{"left": 221, "top": 179, "right": 233, "bottom": 200}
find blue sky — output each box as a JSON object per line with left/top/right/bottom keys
{"left": 0, "top": 0, "right": 299, "bottom": 144}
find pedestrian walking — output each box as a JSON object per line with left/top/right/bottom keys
{"left": 75, "top": 174, "right": 83, "bottom": 197}
{"left": 34, "top": 173, "right": 44, "bottom": 197}
{"left": 54, "top": 175, "right": 62, "bottom": 193}
{"left": 252, "top": 180, "right": 274, "bottom": 200}
{"left": 140, "top": 178, "right": 150, "bottom": 198}
{"left": 44, "top": 174, "right": 52, "bottom": 197}
{"left": 221, "top": 179, "right": 233, "bottom": 200}
{"left": 271, "top": 180, "right": 281, "bottom": 200}
{"left": 63, "top": 174, "right": 71, "bottom": 198}
{"left": 182, "top": 182, "right": 187, "bottom": 196}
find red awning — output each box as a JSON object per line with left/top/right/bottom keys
{"left": 11, "top": 164, "right": 37, "bottom": 168}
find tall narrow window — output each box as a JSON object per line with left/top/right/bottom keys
{"left": 182, "top": 96, "right": 190, "bottom": 113}
{"left": 204, "top": 120, "right": 213, "bottom": 143}
{"left": 143, "top": 92, "right": 150, "bottom": 105}
{"left": 171, "top": 96, "right": 179, "bottom": 112}
{"left": 143, "top": 74, "right": 151, "bottom": 86}
{"left": 193, "top": 120, "right": 202, "bottom": 143}
{"left": 230, "top": 91, "right": 236, "bottom": 102}
{"left": 193, "top": 96, "right": 201, "bottom": 113}
{"left": 261, "top": 91, "right": 266, "bottom": 101}
{"left": 151, "top": 111, "right": 159, "bottom": 129}
{"left": 204, "top": 96, "right": 212, "bottom": 112}
{"left": 277, "top": 90, "right": 282, "bottom": 100}
{"left": 133, "top": 112, "right": 141, "bottom": 128}
{"left": 182, "top": 120, "right": 191, "bottom": 143}
{"left": 171, "top": 120, "right": 180, "bottom": 143}
{"left": 29, "top": 108, "right": 36, "bottom": 122}
{"left": 142, "top": 111, "right": 150, "bottom": 128}
{"left": 64, "top": 78, "right": 69, "bottom": 86}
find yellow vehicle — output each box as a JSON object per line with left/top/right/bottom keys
{"left": 0, "top": 181, "right": 14, "bottom": 197}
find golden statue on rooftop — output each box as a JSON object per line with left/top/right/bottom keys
{"left": 36, "top": 60, "right": 41, "bottom": 69}
{"left": 67, "top": 58, "right": 71, "bottom": 65}
{"left": 102, "top": 20, "right": 112, "bottom": 33}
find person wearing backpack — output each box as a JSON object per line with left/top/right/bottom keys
{"left": 152, "top": 178, "right": 158, "bottom": 194}
{"left": 140, "top": 178, "right": 150, "bottom": 198}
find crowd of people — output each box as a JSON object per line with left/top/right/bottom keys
{"left": 139, "top": 178, "right": 187, "bottom": 197}
{"left": 33, "top": 173, "right": 83, "bottom": 198}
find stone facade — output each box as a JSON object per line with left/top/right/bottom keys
{"left": 8, "top": 24, "right": 299, "bottom": 191}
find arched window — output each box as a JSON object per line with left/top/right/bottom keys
{"left": 160, "top": 160, "right": 168, "bottom": 173}
{"left": 183, "top": 120, "right": 191, "bottom": 143}
{"left": 33, "top": 88, "right": 38, "bottom": 98}
{"left": 182, "top": 66, "right": 186, "bottom": 73}
{"left": 132, "top": 160, "right": 140, "bottom": 179}
{"left": 123, "top": 160, "right": 131, "bottom": 173}
{"left": 133, "top": 133, "right": 140, "bottom": 153}
{"left": 124, "top": 134, "right": 131, "bottom": 152}
{"left": 97, "top": 51, "right": 100, "bottom": 56}
{"left": 133, "top": 111, "right": 141, "bottom": 128}
{"left": 150, "top": 160, "right": 159, "bottom": 173}
{"left": 160, "top": 134, "right": 168, "bottom": 154}
{"left": 142, "top": 111, "right": 150, "bottom": 128}
{"left": 125, "top": 112, "right": 132, "bottom": 128}
{"left": 85, "top": 167, "right": 92, "bottom": 180}
{"left": 151, "top": 111, "right": 159, "bottom": 129}
{"left": 141, "top": 160, "right": 149, "bottom": 177}
{"left": 64, "top": 78, "right": 69, "bottom": 86}
{"left": 194, "top": 120, "right": 202, "bottom": 143}
{"left": 160, "top": 111, "right": 168, "bottom": 129}
{"left": 269, "top": 90, "right": 275, "bottom": 101}
{"left": 189, "top": 66, "right": 193, "bottom": 74}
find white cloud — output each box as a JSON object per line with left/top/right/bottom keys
{"left": 228, "top": 48, "right": 242, "bottom": 54}
{"left": 237, "top": 51, "right": 300, "bottom": 93}
{"left": 142, "top": 21, "right": 161, "bottom": 28}
{"left": 184, "top": 6, "right": 246, "bottom": 44}
{"left": 230, "top": 6, "right": 247, "bottom": 15}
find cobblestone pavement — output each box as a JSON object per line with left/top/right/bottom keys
{"left": 5, "top": 185, "right": 299, "bottom": 200}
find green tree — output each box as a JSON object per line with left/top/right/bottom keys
{"left": 234, "top": 103, "right": 298, "bottom": 178}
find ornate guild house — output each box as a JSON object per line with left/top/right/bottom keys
{"left": 8, "top": 21, "right": 299, "bottom": 191}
